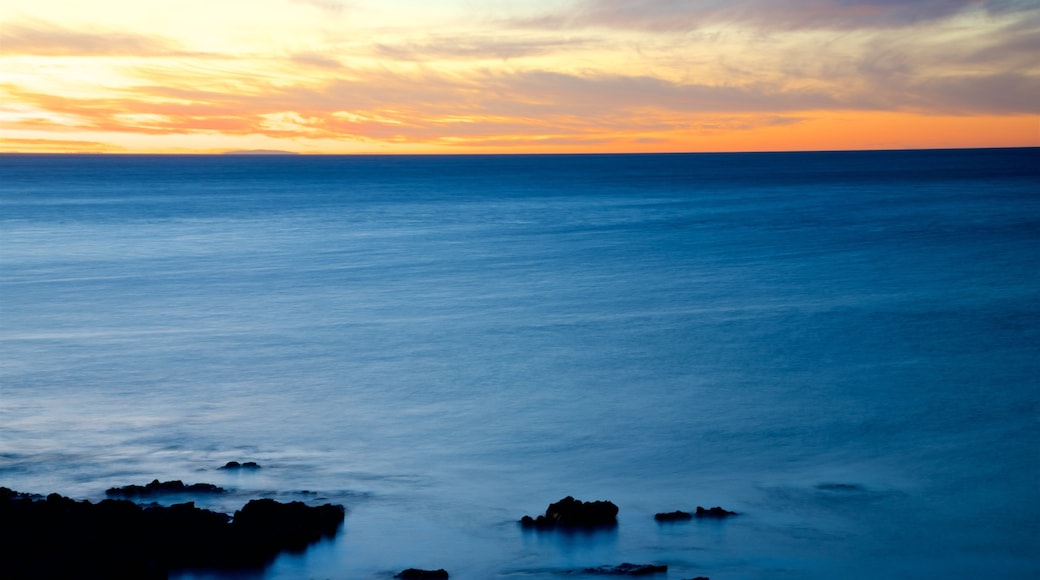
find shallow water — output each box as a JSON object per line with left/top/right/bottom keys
{"left": 1, "top": 150, "right": 1038, "bottom": 579}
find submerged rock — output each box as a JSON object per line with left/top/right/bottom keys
{"left": 0, "top": 486, "right": 345, "bottom": 579}
{"left": 654, "top": 510, "right": 693, "bottom": 522}
{"left": 520, "top": 496, "right": 619, "bottom": 529}
{"left": 106, "top": 479, "right": 225, "bottom": 497}
{"left": 583, "top": 563, "right": 668, "bottom": 575}
{"left": 395, "top": 568, "right": 450, "bottom": 579}
{"left": 695, "top": 506, "right": 737, "bottom": 518}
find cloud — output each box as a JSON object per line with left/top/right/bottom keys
{"left": 469, "top": 72, "right": 818, "bottom": 119}
{"left": 372, "top": 35, "right": 594, "bottom": 61}
{"left": 508, "top": 0, "right": 1038, "bottom": 32}
{"left": 7, "top": 56, "right": 1034, "bottom": 151}
{"left": 908, "top": 72, "right": 1040, "bottom": 114}
{"left": 290, "top": 52, "right": 344, "bottom": 69}
{"left": 3, "top": 3, "right": 1035, "bottom": 155}
{"left": 959, "top": 11, "right": 1040, "bottom": 68}
{"left": 0, "top": 83, "right": 264, "bottom": 135}
{"left": 0, "top": 21, "right": 187, "bottom": 57}
{"left": 0, "top": 137, "right": 125, "bottom": 152}
{"left": 2, "top": 65, "right": 829, "bottom": 146}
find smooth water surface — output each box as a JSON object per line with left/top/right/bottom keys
{"left": 2, "top": 150, "right": 1038, "bottom": 579}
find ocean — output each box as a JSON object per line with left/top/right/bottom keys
{"left": 1, "top": 149, "right": 1038, "bottom": 579}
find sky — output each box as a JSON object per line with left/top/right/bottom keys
{"left": 1, "top": 0, "right": 1038, "bottom": 153}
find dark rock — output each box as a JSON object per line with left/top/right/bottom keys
{"left": 695, "top": 506, "right": 737, "bottom": 518}
{"left": 0, "top": 486, "right": 345, "bottom": 579}
{"left": 231, "top": 498, "right": 345, "bottom": 556}
{"left": 106, "top": 479, "right": 225, "bottom": 497}
{"left": 519, "top": 496, "right": 618, "bottom": 529}
{"left": 521, "top": 515, "right": 550, "bottom": 529}
{"left": 221, "top": 461, "right": 261, "bottom": 470}
{"left": 583, "top": 563, "right": 668, "bottom": 575}
{"left": 654, "top": 510, "right": 693, "bottom": 522}
{"left": 395, "top": 569, "right": 449, "bottom": 579}
{"left": 685, "top": 577, "right": 710, "bottom": 580}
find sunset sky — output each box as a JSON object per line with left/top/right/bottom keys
{"left": 2, "top": 0, "right": 1038, "bottom": 153}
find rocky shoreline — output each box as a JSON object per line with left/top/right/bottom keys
{"left": 0, "top": 485, "right": 344, "bottom": 579}
{"left": 1, "top": 485, "right": 730, "bottom": 579}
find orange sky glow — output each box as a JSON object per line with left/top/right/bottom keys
{"left": 2, "top": 0, "right": 1038, "bottom": 154}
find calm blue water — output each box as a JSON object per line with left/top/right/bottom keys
{"left": 1, "top": 150, "right": 1038, "bottom": 579}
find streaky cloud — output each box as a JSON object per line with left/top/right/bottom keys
{"left": 0, "top": 137, "right": 124, "bottom": 152}
{"left": 372, "top": 35, "right": 594, "bottom": 61}
{"left": 911, "top": 72, "right": 1040, "bottom": 114}
{"left": 0, "top": 20, "right": 195, "bottom": 57}
{"left": 8, "top": 55, "right": 1034, "bottom": 148}
{"left": 475, "top": 70, "right": 841, "bottom": 115}
{"left": 962, "top": 11, "right": 1040, "bottom": 68}
{"left": 290, "top": 52, "right": 344, "bottom": 69}
{"left": 507, "top": 0, "right": 1040, "bottom": 32}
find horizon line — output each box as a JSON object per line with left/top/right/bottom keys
{"left": 1, "top": 145, "right": 1037, "bottom": 157}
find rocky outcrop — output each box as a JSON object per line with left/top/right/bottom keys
{"left": 520, "top": 496, "right": 619, "bottom": 529}
{"left": 654, "top": 510, "right": 693, "bottom": 522}
{"left": 221, "top": 461, "right": 261, "bottom": 470}
{"left": 395, "top": 568, "right": 450, "bottom": 579}
{"left": 695, "top": 506, "right": 737, "bottom": 518}
{"left": 230, "top": 498, "right": 345, "bottom": 554}
{"left": 656, "top": 506, "right": 736, "bottom": 520}
{"left": 106, "top": 479, "right": 225, "bottom": 497}
{"left": 0, "top": 486, "right": 345, "bottom": 579}
{"left": 583, "top": 563, "right": 668, "bottom": 575}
